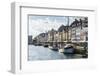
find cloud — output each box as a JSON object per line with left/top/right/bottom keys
{"left": 29, "top": 16, "right": 66, "bottom": 38}
{"left": 29, "top": 16, "right": 85, "bottom": 38}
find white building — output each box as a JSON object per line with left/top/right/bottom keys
{"left": 70, "top": 18, "right": 88, "bottom": 43}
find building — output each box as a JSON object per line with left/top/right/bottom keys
{"left": 35, "top": 33, "right": 48, "bottom": 43}
{"left": 68, "top": 26, "right": 72, "bottom": 42}
{"left": 70, "top": 18, "right": 88, "bottom": 43}
{"left": 47, "top": 29, "right": 57, "bottom": 42}
{"left": 58, "top": 25, "right": 69, "bottom": 42}
{"left": 33, "top": 17, "right": 88, "bottom": 47}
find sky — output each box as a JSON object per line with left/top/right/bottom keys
{"left": 28, "top": 15, "right": 85, "bottom": 38}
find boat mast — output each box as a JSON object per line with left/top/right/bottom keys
{"left": 67, "top": 16, "right": 69, "bottom": 42}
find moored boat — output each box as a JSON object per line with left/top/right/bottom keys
{"left": 50, "top": 45, "right": 58, "bottom": 51}
{"left": 43, "top": 44, "right": 48, "bottom": 47}
{"left": 38, "top": 43, "right": 42, "bottom": 46}
{"left": 59, "top": 48, "right": 64, "bottom": 53}
{"left": 50, "top": 44, "right": 59, "bottom": 51}
{"left": 48, "top": 46, "right": 53, "bottom": 49}
{"left": 51, "top": 47, "right": 58, "bottom": 51}
{"left": 63, "top": 44, "right": 75, "bottom": 54}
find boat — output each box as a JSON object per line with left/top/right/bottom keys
{"left": 59, "top": 48, "right": 64, "bottom": 53}
{"left": 48, "top": 46, "right": 53, "bottom": 49}
{"left": 51, "top": 47, "right": 58, "bottom": 51}
{"left": 63, "top": 44, "right": 75, "bottom": 54}
{"left": 64, "top": 47, "right": 75, "bottom": 54}
{"left": 38, "top": 43, "right": 42, "bottom": 46}
{"left": 34, "top": 43, "right": 38, "bottom": 46}
{"left": 50, "top": 45, "right": 58, "bottom": 51}
{"left": 43, "top": 44, "right": 48, "bottom": 47}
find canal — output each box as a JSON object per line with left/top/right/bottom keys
{"left": 28, "top": 45, "right": 83, "bottom": 61}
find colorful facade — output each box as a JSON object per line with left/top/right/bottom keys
{"left": 33, "top": 17, "right": 88, "bottom": 44}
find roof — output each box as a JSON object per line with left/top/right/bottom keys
{"left": 70, "top": 18, "right": 88, "bottom": 28}
{"left": 38, "top": 33, "right": 48, "bottom": 37}
{"left": 70, "top": 19, "right": 79, "bottom": 27}
{"left": 58, "top": 25, "right": 69, "bottom": 32}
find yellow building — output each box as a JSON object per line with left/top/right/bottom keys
{"left": 58, "top": 25, "right": 69, "bottom": 42}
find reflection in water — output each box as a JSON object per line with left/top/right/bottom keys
{"left": 28, "top": 45, "right": 82, "bottom": 61}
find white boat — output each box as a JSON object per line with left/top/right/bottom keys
{"left": 49, "top": 46, "right": 58, "bottom": 51}
{"left": 59, "top": 48, "right": 64, "bottom": 53}
{"left": 49, "top": 46, "right": 53, "bottom": 49}
{"left": 64, "top": 44, "right": 73, "bottom": 48}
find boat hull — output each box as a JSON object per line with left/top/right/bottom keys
{"left": 44, "top": 45, "right": 48, "bottom": 47}
{"left": 51, "top": 47, "right": 58, "bottom": 51}
{"left": 63, "top": 47, "right": 75, "bottom": 54}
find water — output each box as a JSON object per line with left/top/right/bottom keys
{"left": 28, "top": 45, "right": 83, "bottom": 61}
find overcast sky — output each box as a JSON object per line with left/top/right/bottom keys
{"left": 28, "top": 15, "right": 85, "bottom": 38}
